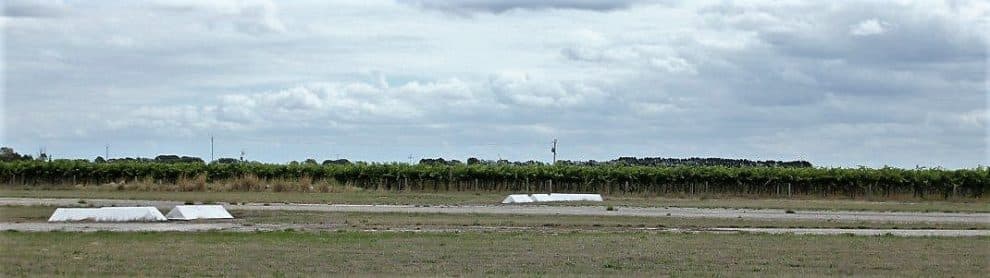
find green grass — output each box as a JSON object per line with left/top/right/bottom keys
{"left": 1, "top": 231, "right": 987, "bottom": 276}
{"left": 3, "top": 188, "right": 988, "bottom": 212}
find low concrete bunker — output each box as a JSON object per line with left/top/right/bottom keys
{"left": 48, "top": 207, "right": 168, "bottom": 222}
{"left": 502, "top": 193, "right": 603, "bottom": 204}
{"left": 166, "top": 205, "right": 234, "bottom": 220}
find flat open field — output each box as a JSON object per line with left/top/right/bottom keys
{"left": 2, "top": 231, "right": 987, "bottom": 277}
{"left": 4, "top": 197, "right": 989, "bottom": 225}
{"left": 3, "top": 190, "right": 988, "bottom": 276}
{"left": 5, "top": 205, "right": 988, "bottom": 230}
{"left": 3, "top": 189, "right": 987, "bottom": 212}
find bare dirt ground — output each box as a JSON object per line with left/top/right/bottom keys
{"left": 3, "top": 197, "right": 988, "bottom": 224}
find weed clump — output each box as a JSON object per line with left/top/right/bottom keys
{"left": 317, "top": 181, "right": 331, "bottom": 193}
{"left": 298, "top": 176, "right": 313, "bottom": 192}
{"left": 233, "top": 174, "right": 260, "bottom": 192}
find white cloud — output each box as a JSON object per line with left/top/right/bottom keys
{"left": 489, "top": 71, "right": 606, "bottom": 108}
{"left": 106, "top": 35, "right": 136, "bottom": 47}
{"left": 649, "top": 56, "right": 698, "bottom": 75}
{"left": 850, "top": 19, "right": 889, "bottom": 36}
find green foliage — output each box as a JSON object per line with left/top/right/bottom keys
{"left": 0, "top": 160, "right": 986, "bottom": 198}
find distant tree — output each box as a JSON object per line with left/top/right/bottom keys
{"left": 154, "top": 155, "right": 181, "bottom": 163}
{"left": 0, "top": 147, "right": 15, "bottom": 161}
{"left": 108, "top": 157, "right": 152, "bottom": 163}
{"left": 94, "top": 156, "right": 107, "bottom": 163}
{"left": 467, "top": 157, "right": 481, "bottom": 165}
{"left": 0, "top": 147, "right": 31, "bottom": 162}
{"left": 418, "top": 158, "right": 446, "bottom": 165}
{"left": 216, "top": 158, "right": 239, "bottom": 164}
{"left": 322, "top": 159, "right": 351, "bottom": 165}
{"left": 153, "top": 155, "right": 204, "bottom": 164}
{"left": 304, "top": 159, "right": 319, "bottom": 165}
{"left": 179, "top": 156, "right": 205, "bottom": 164}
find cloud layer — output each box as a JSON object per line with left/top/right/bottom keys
{"left": 3, "top": 0, "right": 987, "bottom": 167}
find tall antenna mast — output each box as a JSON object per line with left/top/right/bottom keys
{"left": 210, "top": 136, "right": 215, "bottom": 162}
{"left": 105, "top": 144, "right": 109, "bottom": 159}
{"left": 551, "top": 138, "right": 557, "bottom": 165}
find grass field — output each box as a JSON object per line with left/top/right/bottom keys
{"left": 3, "top": 189, "right": 988, "bottom": 212}
{"left": 2, "top": 231, "right": 987, "bottom": 276}
{"left": 4, "top": 206, "right": 988, "bottom": 230}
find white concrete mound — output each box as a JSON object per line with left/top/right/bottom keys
{"left": 502, "top": 193, "right": 603, "bottom": 204}
{"left": 166, "top": 205, "right": 234, "bottom": 220}
{"left": 501, "top": 194, "right": 535, "bottom": 204}
{"left": 48, "top": 207, "right": 167, "bottom": 222}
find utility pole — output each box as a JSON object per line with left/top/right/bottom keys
{"left": 240, "top": 149, "right": 245, "bottom": 162}
{"left": 408, "top": 154, "right": 414, "bottom": 164}
{"left": 551, "top": 139, "right": 557, "bottom": 165}
{"left": 210, "top": 136, "right": 214, "bottom": 162}
{"left": 105, "top": 144, "right": 109, "bottom": 159}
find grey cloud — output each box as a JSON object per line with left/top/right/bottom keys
{"left": 400, "top": 0, "right": 647, "bottom": 14}
{"left": 149, "top": 0, "right": 285, "bottom": 34}
{"left": 3, "top": 0, "right": 68, "bottom": 18}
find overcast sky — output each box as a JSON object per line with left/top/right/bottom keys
{"left": 2, "top": 0, "right": 988, "bottom": 168}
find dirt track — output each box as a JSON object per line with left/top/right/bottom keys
{"left": 3, "top": 197, "right": 989, "bottom": 224}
